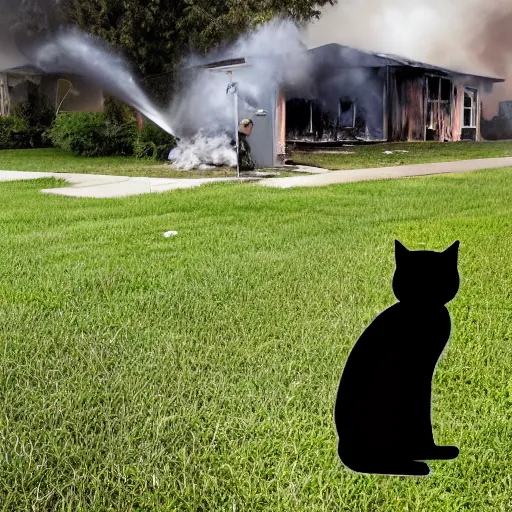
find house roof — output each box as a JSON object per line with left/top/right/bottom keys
{"left": 1, "top": 64, "right": 44, "bottom": 76}
{"left": 193, "top": 43, "right": 505, "bottom": 83}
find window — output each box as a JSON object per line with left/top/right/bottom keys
{"left": 427, "top": 76, "right": 452, "bottom": 104}
{"left": 463, "top": 88, "right": 477, "bottom": 128}
{"left": 338, "top": 98, "right": 356, "bottom": 128}
{"left": 426, "top": 76, "right": 452, "bottom": 130}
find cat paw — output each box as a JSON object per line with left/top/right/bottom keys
{"left": 380, "top": 461, "right": 430, "bottom": 477}
{"left": 343, "top": 460, "right": 430, "bottom": 477}
{"left": 415, "top": 445, "right": 459, "bottom": 460}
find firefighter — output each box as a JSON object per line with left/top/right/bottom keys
{"left": 237, "top": 118, "right": 255, "bottom": 171}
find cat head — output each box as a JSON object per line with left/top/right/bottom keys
{"left": 392, "top": 240, "right": 460, "bottom": 305}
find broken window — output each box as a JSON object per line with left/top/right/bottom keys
{"left": 426, "top": 76, "right": 452, "bottom": 133}
{"left": 440, "top": 78, "right": 451, "bottom": 102}
{"left": 427, "top": 76, "right": 452, "bottom": 103}
{"left": 428, "top": 77, "right": 440, "bottom": 102}
{"left": 285, "top": 98, "right": 326, "bottom": 140}
{"left": 285, "top": 98, "right": 312, "bottom": 138}
{"left": 463, "top": 88, "right": 477, "bottom": 128}
{"left": 338, "top": 97, "right": 356, "bottom": 128}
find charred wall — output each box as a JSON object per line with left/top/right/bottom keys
{"left": 284, "top": 67, "right": 385, "bottom": 142}
{"left": 283, "top": 58, "right": 493, "bottom": 144}
{"left": 388, "top": 70, "right": 432, "bottom": 141}
{"left": 388, "top": 68, "right": 488, "bottom": 142}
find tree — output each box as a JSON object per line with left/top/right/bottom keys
{"left": 6, "top": 0, "right": 336, "bottom": 100}
{"left": 179, "top": 0, "right": 335, "bottom": 54}
{"left": 55, "top": 0, "right": 185, "bottom": 101}
{"left": 56, "top": 0, "right": 334, "bottom": 84}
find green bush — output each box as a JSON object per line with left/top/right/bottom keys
{"left": 103, "top": 96, "right": 136, "bottom": 125}
{"left": 0, "top": 91, "right": 55, "bottom": 149}
{"left": 133, "top": 140, "right": 158, "bottom": 160}
{"left": 0, "top": 116, "right": 29, "bottom": 149}
{"left": 49, "top": 112, "right": 138, "bottom": 157}
{"left": 47, "top": 102, "right": 176, "bottom": 160}
{"left": 12, "top": 92, "right": 55, "bottom": 148}
{"left": 135, "top": 119, "right": 177, "bottom": 161}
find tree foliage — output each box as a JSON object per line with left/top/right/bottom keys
{"left": 56, "top": 1, "right": 184, "bottom": 79}
{"left": 6, "top": 0, "right": 335, "bottom": 99}
{"left": 179, "top": 0, "right": 334, "bottom": 53}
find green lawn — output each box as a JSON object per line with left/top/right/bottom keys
{"left": 1, "top": 169, "right": 512, "bottom": 510}
{"left": 0, "top": 148, "right": 300, "bottom": 178}
{"left": 290, "top": 141, "right": 512, "bottom": 170}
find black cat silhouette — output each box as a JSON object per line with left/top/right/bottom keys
{"left": 334, "top": 240, "right": 460, "bottom": 476}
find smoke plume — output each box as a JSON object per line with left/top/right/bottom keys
{"left": 169, "top": 19, "right": 310, "bottom": 139}
{"left": 168, "top": 131, "right": 237, "bottom": 170}
{"left": 304, "top": 0, "right": 512, "bottom": 118}
{"left": 168, "top": 19, "right": 312, "bottom": 169}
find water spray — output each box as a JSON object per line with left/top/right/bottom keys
{"left": 19, "top": 29, "right": 175, "bottom": 135}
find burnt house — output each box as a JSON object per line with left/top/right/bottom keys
{"left": 284, "top": 44, "right": 504, "bottom": 145}
{"left": 188, "top": 43, "right": 505, "bottom": 168}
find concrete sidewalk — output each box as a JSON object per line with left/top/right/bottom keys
{"left": 259, "top": 157, "right": 512, "bottom": 188}
{"left": 0, "top": 170, "right": 256, "bottom": 198}
{"left": 1, "top": 157, "right": 512, "bottom": 197}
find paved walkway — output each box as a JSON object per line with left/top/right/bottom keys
{"left": 1, "top": 157, "right": 511, "bottom": 197}
{"left": 259, "top": 157, "right": 512, "bottom": 188}
{"left": 0, "top": 170, "right": 256, "bottom": 198}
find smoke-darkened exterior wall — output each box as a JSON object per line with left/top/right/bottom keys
{"left": 388, "top": 69, "right": 492, "bottom": 142}
{"left": 388, "top": 70, "right": 425, "bottom": 141}
{"left": 285, "top": 67, "right": 386, "bottom": 142}
{"left": 285, "top": 63, "right": 495, "bottom": 144}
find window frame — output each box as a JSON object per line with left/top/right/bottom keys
{"left": 338, "top": 97, "right": 356, "bottom": 129}
{"left": 463, "top": 87, "right": 478, "bottom": 128}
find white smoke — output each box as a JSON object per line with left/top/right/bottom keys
{"left": 303, "top": 0, "right": 512, "bottom": 118}
{"left": 170, "top": 19, "right": 310, "bottom": 139}
{"left": 168, "top": 19, "right": 311, "bottom": 169}
{"left": 169, "top": 131, "right": 236, "bottom": 170}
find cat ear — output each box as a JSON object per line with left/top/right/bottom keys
{"left": 395, "top": 240, "right": 409, "bottom": 263}
{"left": 443, "top": 240, "right": 460, "bottom": 259}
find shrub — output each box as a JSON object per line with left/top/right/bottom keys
{"left": 103, "top": 96, "right": 136, "bottom": 125}
{"left": 135, "top": 119, "right": 177, "bottom": 161}
{"left": 49, "top": 112, "right": 138, "bottom": 157}
{"left": 103, "top": 120, "right": 138, "bottom": 156}
{"left": 11, "top": 92, "right": 55, "bottom": 148}
{"left": 0, "top": 91, "right": 55, "bottom": 149}
{"left": 47, "top": 101, "right": 176, "bottom": 160}
{"left": 133, "top": 140, "right": 158, "bottom": 160}
{"left": 0, "top": 116, "right": 30, "bottom": 149}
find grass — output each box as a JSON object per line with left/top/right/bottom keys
{"left": 289, "top": 141, "right": 512, "bottom": 170}
{"left": 1, "top": 168, "right": 512, "bottom": 510}
{"left": 0, "top": 148, "right": 301, "bottom": 179}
